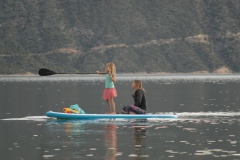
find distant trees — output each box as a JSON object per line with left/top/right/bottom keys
{"left": 0, "top": 0, "right": 240, "bottom": 74}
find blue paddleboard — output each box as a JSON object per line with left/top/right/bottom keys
{"left": 46, "top": 111, "right": 178, "bottom": 119}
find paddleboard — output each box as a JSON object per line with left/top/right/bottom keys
{"left": 46, "top": 111, "right": 178, "bottom": 119}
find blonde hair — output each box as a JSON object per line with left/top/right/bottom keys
{"left": 133, "top": 80, "right": 145, "bottom": 95}
{"left": 106, "top": 62, "right": 116, "bottom": 74}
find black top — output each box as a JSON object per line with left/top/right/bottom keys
{"left": 132, "top": 89, "right": 147, "bottom": 111}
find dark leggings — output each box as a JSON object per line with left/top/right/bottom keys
{"left": 122, "top": 105, "right": 147, "bottom": 114}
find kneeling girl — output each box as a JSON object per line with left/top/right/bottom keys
{"left": 122, "top": 80, "right": 147, "bottom": 114}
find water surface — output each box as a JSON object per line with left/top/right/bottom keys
{"left": 1, "top": 74, "right": 240, "bottom": 160}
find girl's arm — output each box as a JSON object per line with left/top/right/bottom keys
{"left": 109, "top": 73, "right": 116, "bottom": 83}
{"left": 96, "top": 71, "right": 107, "bottom": 74}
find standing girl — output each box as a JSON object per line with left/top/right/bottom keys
{"left": 97, "top": 62, "right": 117, "bottom": 114}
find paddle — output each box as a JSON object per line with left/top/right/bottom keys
{"left": 38, "top": 68, "right": 106, "bottom": 76}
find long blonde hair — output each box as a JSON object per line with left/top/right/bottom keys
{"left": 106, "top": 62, "right": 116, "bottom": 74}
{"left": 133, "top": 80, "right": 145, "bottom": 95}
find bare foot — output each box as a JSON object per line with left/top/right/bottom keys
{"left": 108, "top": 112, "right": 116, "bottom": 114}
{"left": 121, "top": 110, "right": 127, "bottom": 114}
{"left": 129, "top": 111, "right": 136, "bottom": 114}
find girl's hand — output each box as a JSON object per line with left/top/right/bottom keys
{"left": 96, "top": 71, "right": 100, "bottom": 74}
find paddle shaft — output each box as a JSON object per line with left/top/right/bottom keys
{"left": 52, "top": 72, "right": 104, "bottom": 74}
{"left": 38, "top": 68, "right": 106, "bottom": 76}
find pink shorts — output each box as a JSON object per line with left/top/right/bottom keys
{"left": 102, "top": 88, "right": 117, "bottom": 100}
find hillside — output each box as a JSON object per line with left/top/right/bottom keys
{"left": 0, "top": 0, "right": 240, "bottom": 74}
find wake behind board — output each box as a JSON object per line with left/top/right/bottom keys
{"left": 46, "top": 111, "right": 178, "bottom": 119}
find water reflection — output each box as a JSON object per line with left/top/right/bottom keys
{"left": 131, "top": 120, "right": 149, "bottom": 159}
{"left": 133, "top": 127, "right": 147, "bottom": 159}
{"left": 102, "top": 119, "right": 149, "bottom": 160}
{"left": 104, "top": 121, "right": 118, "bottom": 160}
{"left": 44, "top": 120, "right": 86, "bottom": 159}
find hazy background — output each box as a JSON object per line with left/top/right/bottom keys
{"left": 0, "top": 0, "right": 240, "bottom": 74}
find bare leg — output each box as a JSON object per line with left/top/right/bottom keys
{"left": 106, "top": 99, "right": 111, "bottom": 113}
{"left": 121, "top": 110, "right": 127, "bottom": 114}
{"left": 108, "top": 98, "right": 116, "bottom": 114}
{"left": 129, "top": 111, "right": 136, "bottom": 114}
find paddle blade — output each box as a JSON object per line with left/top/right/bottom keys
{"left": 38, "top": 68, "right": 56, "bottom": 76}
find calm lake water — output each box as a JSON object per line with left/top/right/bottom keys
{"left": 1, "top": 74, "right": 240, "bottom": 160}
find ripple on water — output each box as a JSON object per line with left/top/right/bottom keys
{"left": 42, "top": 155, "right": 55, "bottom": 158}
